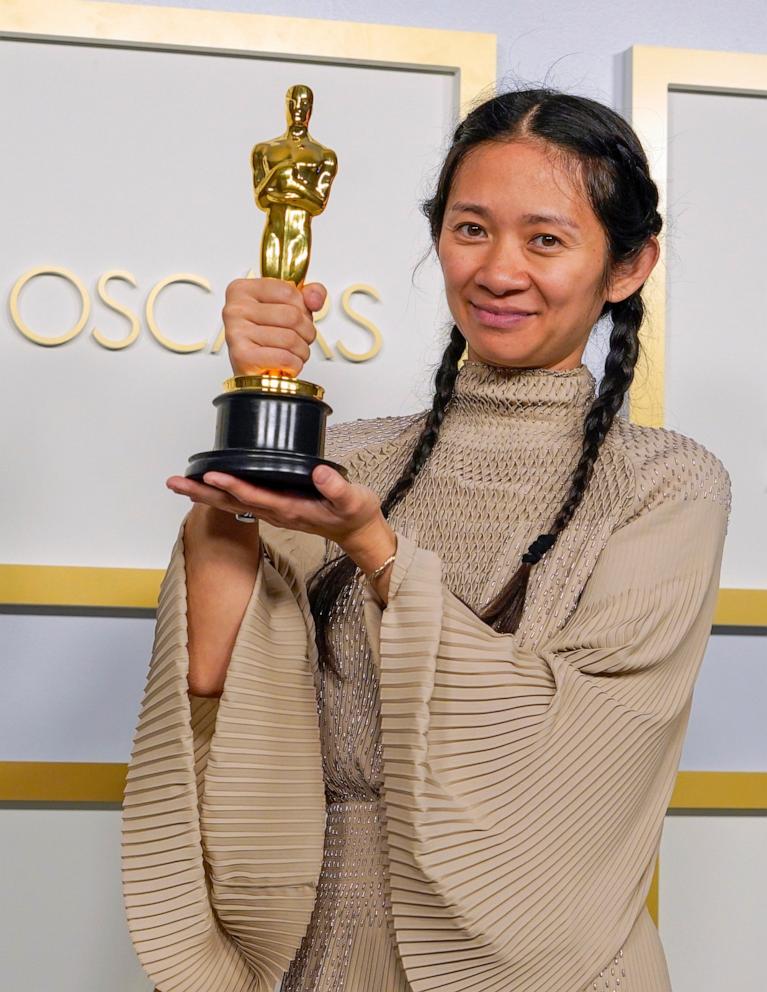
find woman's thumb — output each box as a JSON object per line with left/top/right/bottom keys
{"left": 302, "top": 282, "right": 327, "bottom": 313}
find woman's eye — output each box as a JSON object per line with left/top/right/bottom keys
{"left": 456, "top": 222, "right": 485, "bottom": 238}
{"left": 532, "top": 234, "right": 562, "bottom": 248}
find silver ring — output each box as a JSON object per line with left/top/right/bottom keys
{"left": 235, "top": 512, "right": 257, "bottom": 524}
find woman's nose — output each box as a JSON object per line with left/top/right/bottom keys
{"left": 474, "top": 241, "right": 531, "bottom": 294}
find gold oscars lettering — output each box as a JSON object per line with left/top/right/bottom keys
{"left": 8, "top": 265, "right": 383, "bottom": 359}
{"left": 185, "top": 84, "right": 351, "bottom": 495}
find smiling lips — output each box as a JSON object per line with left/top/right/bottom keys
{"left": 470, "top": 301, "right": 536, "bottom": 328}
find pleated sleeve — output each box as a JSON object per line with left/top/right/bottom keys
{"left": 360, "top": 490, "right": 730, "bottom": 992}
{"left": 121, "top": 512, "right": 327, "bottom": 992}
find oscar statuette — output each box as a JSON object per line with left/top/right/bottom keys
{"left": 186, "top": 83, "right": 349, "bottom": 496}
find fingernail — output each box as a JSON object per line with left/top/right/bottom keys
{"left": 314, "top": 467, "right": 331, "bottom": 483}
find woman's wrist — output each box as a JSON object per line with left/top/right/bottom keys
{"left": 341, "top": 515, "right": 397, "bottom": 605}
{"left": 342, "top": 515, "right": 397, "bottom": 573}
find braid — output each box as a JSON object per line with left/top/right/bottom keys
{"left": 382, "top": 324, "right": 466, "bottom": 514}
{"left": 480, "top": 295, "right": 644, "bottom": 632}
{"left": 308, "top": 324, "right": 466, "bottom": 677}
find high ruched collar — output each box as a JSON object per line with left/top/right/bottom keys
{"left": 444, "top": 360, "right": 597, "bottom": 437}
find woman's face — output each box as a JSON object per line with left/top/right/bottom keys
{"left": 437, "top": 139, "right": 611, "bottom": 371}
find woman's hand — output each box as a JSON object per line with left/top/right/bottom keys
{"left": 223, "top": 275, "right": 326, "bottom": 379}
{"left": 166, "top": 464, "right": 387, "bottom": 555}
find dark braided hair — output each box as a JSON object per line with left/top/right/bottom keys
{"left": 308, "top": 88, "right": 662, "bottom": 676}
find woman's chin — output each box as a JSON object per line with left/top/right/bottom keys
{"left": 465, "top": 339, "right": 540, "bottom": 368}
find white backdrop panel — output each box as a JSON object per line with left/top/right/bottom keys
{"left": 665, "top": 89, "right": 767, "bottom": 591}
{"left": 679, "top": 632, "right": 767, "bottom": 771}
{"left": 0, "top": 809, "right": 153, "bottom": 992}
{"left": 660, "top": 815, "right": 767, "bottom": 991}
{"left": 0, "top": 611, "right": 153, "bottom": 762}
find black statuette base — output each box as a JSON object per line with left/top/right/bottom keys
{"left": 186, "top": 385, "right": 346, "bottom": 498}
{"left": 186, "top": 448, "right": 348, "bottom": 497}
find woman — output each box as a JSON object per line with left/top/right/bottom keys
{"left": 121, "top": 90, "right": 731, "bottom": 992}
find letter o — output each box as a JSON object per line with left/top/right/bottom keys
{"left": 9, "top": 266, "right": 90, "bottom": 346}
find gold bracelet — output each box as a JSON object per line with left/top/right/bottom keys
{"left": 361, "top": 543, "right": 397, "bottom": 586}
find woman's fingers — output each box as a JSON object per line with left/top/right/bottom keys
{"left": 201, "top": 472, "right": 315, "bottom": 525}
{"left": 167, "top": 472, "right": 319, "bottom": 527}
{"left": 166, "top": 468, "right": 381, "bottom": 546}
{"left": 200, "top": 469, "right": 361, "bottom": 530}
{"left": 311, "top": 465, "right": 353, "bottom": 507}
{"left": 165, "top": 475, "right": 257, "bottom": 517}
{"left": 227, "top": 341, "right": 305, "bottom": 378}
{"left": 240, "top": 302, "right": 317, "bottom": 346}
{"left": 202, "top": 469, "right": 353, "bottom": 515}
{"left": 166, "top": 476, "right": 209, "bottom": 499}
{"left": 302, "top": 282, "right": 327, "bottom": 314}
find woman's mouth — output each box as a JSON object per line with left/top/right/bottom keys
{"left": 469, "top": 302, "right": 536, "bottom": 328}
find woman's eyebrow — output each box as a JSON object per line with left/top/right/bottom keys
{"left": 522, "top": 212, "right": 581, "bottom": 231}
{"left": 448, "top": 201, "right": 490, "bottom": 217}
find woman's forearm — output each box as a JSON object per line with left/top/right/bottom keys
{"left": 183, "top": 503, "right": 263, "bottom": 697}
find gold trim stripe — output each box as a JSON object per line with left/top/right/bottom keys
{"left": 0, "top": 0, "right": 496, "bottom": 120}
{"left": 647, "top": 859, "right": 659, "bottom": 926}
{"left": 713, "top": 588, "right": 767, "bottom": 627}
{"left": 0, "top": 761, "right": 127, "bottom": 803}
{"left": 1, "top": 562, "right": 764, "bottom": 624}
{"left": 668, "top": 771, "right": 767, "bottom": 810}
{"left": 0, "top": 563, "right": 162, "bottom": 609}
{"left": 2, "top": 765, "right": 764, "bottom": 807}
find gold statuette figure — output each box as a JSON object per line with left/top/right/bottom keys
{"left": 252, "top": 83, "right": 338, "bottom": 291}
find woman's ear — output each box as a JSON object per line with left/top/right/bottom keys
{"left": 606, "top": 236, "right": 661, "bottom": 304}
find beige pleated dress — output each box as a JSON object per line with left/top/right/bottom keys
{"left": 121, "top": 361, "right": 731, "bottom": 992}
